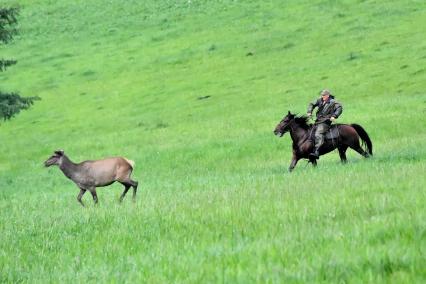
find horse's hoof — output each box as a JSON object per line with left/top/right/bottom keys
{"left": 309, "top": 153, "right": 319, "bottom": 160}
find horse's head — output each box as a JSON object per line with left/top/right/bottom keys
{"left": 274, "top": 111, "right": 295, "bottom": 137}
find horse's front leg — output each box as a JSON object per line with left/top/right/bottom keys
{"left": 288, "top": 153, "right": 300, "bottom": 172}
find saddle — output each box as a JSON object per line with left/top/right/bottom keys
{"left": 325, "top": 125, "right": 340, "bottom": 140}
{"left": 309, "top": 125, "right": 340, "bottom": 141}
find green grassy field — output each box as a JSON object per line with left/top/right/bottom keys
{"left": 1, "top": 0, "right": 425, "bottom": 282}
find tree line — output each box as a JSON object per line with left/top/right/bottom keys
{"left": 1, "top": 7, "right": 39, "bottom": 122}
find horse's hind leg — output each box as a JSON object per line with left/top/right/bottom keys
{"left": 338, "top": 146, "right": 348, "bottom": 163}
{"left": 349, "top": 141, "right": 370, "bottom": 158}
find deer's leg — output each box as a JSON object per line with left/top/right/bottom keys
{"left": 89, "top": 188, "right": 98, "bottom": 204}
{"left": 77, "top": 188, "right": 86, "bottom": 207}
{"left": 131, "top": 180, "right": 138, "bottom": 201}
{"left": 120, "top": 179, "right": 138, "bottom": 201}
{"left": 119, "top": 184, "right": 131, "bottom": 202}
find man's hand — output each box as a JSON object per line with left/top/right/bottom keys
{"left": 307, "top": 113, "right": 312, "bottom": 118}
{"left": 330, "top": 116, "right": 336, "bottom": 121}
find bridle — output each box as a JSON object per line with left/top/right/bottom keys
{"left": 281, "top": 117, "right": 295, "bottom": 134}
{"left": 282, "top": 117, "right": 311, "bottom": 146}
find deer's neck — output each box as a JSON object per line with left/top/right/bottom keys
{"left": 59, "top": 155, "right": 80, "bottom": 181}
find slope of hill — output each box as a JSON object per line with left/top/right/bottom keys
{"left": 1, "top": 0, "right": 425, "bottom": 282}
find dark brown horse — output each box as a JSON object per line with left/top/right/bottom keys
{"left": 274, "top": 111, "right": 372, "bottom": 172}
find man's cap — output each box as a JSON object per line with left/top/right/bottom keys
{"left": 320, "top": 89, "right": 332, "bottom": 96}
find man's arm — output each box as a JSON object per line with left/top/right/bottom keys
{"left": 331, "top": 102, "right": 343, "bottom": 120}
{"left": 307, "top": 99, "right": 319, "bottom": 115}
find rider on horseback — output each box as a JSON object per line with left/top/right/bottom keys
{"left": 307, "top": 89, "right": 342, "bottom": 159}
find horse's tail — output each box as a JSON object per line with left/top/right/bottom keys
{"left": 351, "top": 124, "right": 373, "bottom": 155}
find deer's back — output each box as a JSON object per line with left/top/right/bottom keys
{"left": 79, "top": 157, "right": 133, "bottom": 185}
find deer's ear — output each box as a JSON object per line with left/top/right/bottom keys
{"left": 54, "top": 150, "right": 64, "bottom": 156}
{"left": 288, "top": 110, "right": 291, "bottom": 115}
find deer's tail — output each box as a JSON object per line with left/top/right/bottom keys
{"left": 124, "top": 158, "right": 135, "bottom": 169}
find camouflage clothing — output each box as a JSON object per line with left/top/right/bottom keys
{"left": 313, "top": 123, "right": 330, "bottom": 155}
{"left": 307, "top": 96, "right": 343, "bottom": 156}
{"left": 307, "top": 96, "right": 343, "bottom": 124}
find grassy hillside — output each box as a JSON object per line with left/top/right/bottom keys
{"left": 1, "top": 0, "right": 425, "bottom": 282}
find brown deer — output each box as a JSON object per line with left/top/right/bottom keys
{"left": 44, "top": 150, "right": 138, "bottom": 206}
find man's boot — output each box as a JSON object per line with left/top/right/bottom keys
{"left": 310, "top": 134, "right": 324, "bottom": 159}
{"left": 310, "top": 123, "right": 327, "bottom": 159}
{"left": 309, "top": 147, "right": 320, "bottom": 159}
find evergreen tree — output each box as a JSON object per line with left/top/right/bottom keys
{"left": 0, "top": 7, "right": 39, "bottom": 121}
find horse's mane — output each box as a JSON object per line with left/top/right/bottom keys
{"left": 293, "top": 115, "right": 312, "bottom": 130}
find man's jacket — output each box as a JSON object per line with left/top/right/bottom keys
{"left": 307, "top": 96, "right": 343, "bottom": 124}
